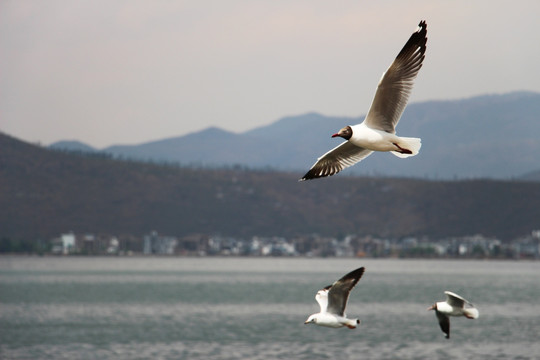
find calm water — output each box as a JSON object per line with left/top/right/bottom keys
{"left": 1, "top": 256, "right": 539, "bottom": 360}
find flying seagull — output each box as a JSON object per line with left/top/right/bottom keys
{"left": 304, "top": 267, "right": 365, "bottom": 329}
{"left": 300, "top": 20, "right": 428, "bottom": 181}
{"left": 428, "top": 291, "right": 480, "bottom": 339}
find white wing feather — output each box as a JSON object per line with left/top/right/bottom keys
{"left": 315, "top": 289, "right": 329, "bottom": 313}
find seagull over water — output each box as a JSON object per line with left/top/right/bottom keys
{"left": 300, "top": 21, "right": 428, "bottom": 181}
{"left": 428, "top": 291, "right": 480, "bottom": 339}
{"left": 304, "top": 267, "right": 365, "bottom": 329}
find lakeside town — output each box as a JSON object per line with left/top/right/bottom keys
{"left": 6, "top": 229, "right": 538, "bottom": 259}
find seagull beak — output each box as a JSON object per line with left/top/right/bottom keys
{"left": 331, "top": 133, "right": 340, "bottom": 138}
{"left": 427, "top": 304, "right": 435, "bottom": 311}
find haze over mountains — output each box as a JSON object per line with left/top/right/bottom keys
{"left": 50, "top": 92, "right": 540, "bottom": 180}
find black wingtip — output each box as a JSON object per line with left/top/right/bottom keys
{"left": 416, "top": 20, "right": 427, "bottom": 36}
{"left": 299, "top": 171, "right": 310, "bottom": 181}
{"left": 300, "top": 166, "right": 341, "bottom": 181}
{"left": 417, "top": 20, "right": 428, "bottom": 40}
{"left": 342, "top": 267, "right": 366, "bottom": 281}
{"left": 299, "top": 172, "right": 316, "bottom": 181}
{"left": 299, "top": 171, "right": 326, "bottom": 181}
{"left": 395, "top": 20, "right": 428, "bottom": 62}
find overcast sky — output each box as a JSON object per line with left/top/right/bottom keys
{"left": 1, "top": 1, "right": 540, "bottom": 148}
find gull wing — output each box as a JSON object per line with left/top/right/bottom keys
{"left": 315, "top": 288, "right": 330, "bottom": 313}
{"left": 300, "top": 142, "right": 373, "bottom": 181}
{"left": 326, "top": 267, "right": 365, "bottom": 316}
{"left": 444, "top": 291, "right": 469, "bottom": 308}
{"left": 364, "top": 21, "right": 427, "bottom": 133}
{"left": 435, "top": 310, "right": 450, "bottom": 339}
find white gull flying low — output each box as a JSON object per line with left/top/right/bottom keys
{"left": 301, "top": 21, "right": 428, "bottom": 181}
{"left": 428, "top": 290, "right": 479, "bottom": 339}
{"left": 304, "top": 267, "right": 365, "bottom": 329}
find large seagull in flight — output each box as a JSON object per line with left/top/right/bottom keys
{"left": 301, "top": 21, "right": 428, "bottom": 181}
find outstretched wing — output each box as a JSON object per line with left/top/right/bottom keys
{"left": 300, "top": 142, "right": 373, "bottom": 181}
{"left": 315, "top": 288, "right": 330, "bottom": 313}
{"left": 326, "top": 267, "right": 365, "bottom": 316}
{"left": 435, "top": 310, "right": 450, "bottom": 339}
{"left": 364, "top": 20, "right": 427, "bottom": 133}
{"left": 444, "top": 291, "right": 470, "bottom": 308}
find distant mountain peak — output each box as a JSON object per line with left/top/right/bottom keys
{"left": 193, "top": 126, "right": 237, "bottom": 137}
{"left": 49, "top": 140, "right": 96, "bottom": 152}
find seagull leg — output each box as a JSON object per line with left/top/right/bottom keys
{"left": 393, "top": 143, "right": 413, "bottom": 154}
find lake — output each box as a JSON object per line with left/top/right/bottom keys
{"left": 1, "top": 256, "right": 539, "bottom": 359}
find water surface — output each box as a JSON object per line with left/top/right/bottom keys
{"left": 1, "top": 257, "right": 539, "bottom": 359}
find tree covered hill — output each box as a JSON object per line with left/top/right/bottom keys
{"left": 2, "top": 132, "right": 540, "bottom": 241}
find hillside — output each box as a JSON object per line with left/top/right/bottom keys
{"left": 3, "top": 132, "right": 540, "bottom": 241}
{"left": 50, "top": 92, "right": 540, "bottom": 180}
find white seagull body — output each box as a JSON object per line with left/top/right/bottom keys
{"left": 304, "top": 267, "right": 365, "bottom": 329}
{"left": 301, "top": 21, "right": 428, "bottom": 181}
{"left": 428, "top": 291, "right": 479, "bottom": 339}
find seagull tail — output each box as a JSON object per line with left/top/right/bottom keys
{"left": 464, "top": 308, "right": 479, "bottom": 319}
{"left": 391, "top": 137, "right": 422, "bottom": 158}
{"left": 346, "top": 318, "right": 360, "bottom": 329}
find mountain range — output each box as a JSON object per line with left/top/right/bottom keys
{"left": 50, "top": 92, "right": 540, "bottom": 180}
